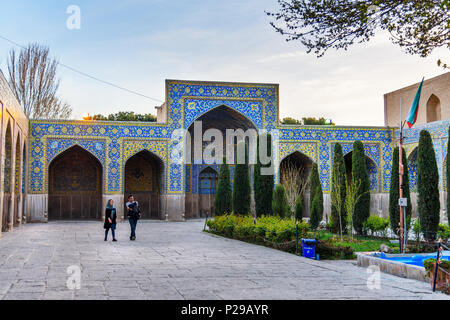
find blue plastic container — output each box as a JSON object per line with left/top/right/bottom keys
{"left": 302, "top": 239, "right": 317, "bottom": 259}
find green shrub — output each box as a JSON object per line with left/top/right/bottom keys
{"left": 206, "top": 215, "right": 363, "bottom": 260}
{"left": 389, "top": 147, "right": 412, "bottom": 233}
{"left": 206, "top": 214, "right": 238, "bottom": 237}
{"left": 417, "top": 130, "right": 440, "bottom": 241}
{"left": 412, "top": 218, "right": 421, "bottom": 242}
{"left": 294, "top": 196, "right": 303, "bottom": 221}
{"left": 406, "top": 243, "right": 436, "bottom": 254}
{"left": 352, "top": 141, "right": 370, "bottom": 234}
{"left": 330, "top": 143, "right": 347, "bottom": 234}
{"left": 437, "top": 223, "right": 450, "bottom": 240}
{"left": 232, "top": 141, "right": 251, "bottom": 215}
{"left": 309, "top": 190, "right": 322, "bottom": 230}
{"left": 206, "top": 214, "right": 309, "bottom": 244}
{"left": 272, "top": 184, "right": 288, "bottom": 218}
{"left": 362, "top": 215, "right": 389, "bottom": 237}
{"left": 423, "top": 258, "right": 450, "bottom": 273}
{"left": 316, "top": 240, "right": 354, "bottom": 260}
{"left": 254, "top": 133, "right": 274, "bottom": 217}
{"left": 310, "top": 163, "right": 323, "bottom": 217}
{"left": 214, "top": 157, "right": 232, "bottom": 216}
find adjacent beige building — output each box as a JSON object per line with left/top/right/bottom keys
{"left": 0, "top": 70, "right": 29, "bottom": 235}
{"left": 384, "top": 72, "right": 450, "bottom": 127}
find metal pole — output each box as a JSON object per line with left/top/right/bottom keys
{"left": 296, "top": 220, "right": 299, "bottom": 255}
{"left": 399, "top": 98, "right": 404, "bottom": 254}
{"left": 432, "top": 241, "right": 441, "bottom": 292}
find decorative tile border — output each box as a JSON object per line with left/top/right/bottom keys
{"left": 29, "top": 80, "right": 403, "bottom": 197}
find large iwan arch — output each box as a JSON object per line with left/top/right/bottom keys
{"left": 184, "top": 104, "right": 258, "bottom": 218}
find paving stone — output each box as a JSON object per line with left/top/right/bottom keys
{"left": 0, "top": 220, "right": 449, "bottom": 300}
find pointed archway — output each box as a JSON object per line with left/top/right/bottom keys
{"left": 22, "top": 142, "right": 27, "bottom": 223}
{"left": 185, "top": 104, "right": 258, "bottom": 218}
{"left": 407, "top": 147, "right": 418, "bottom": 192}
{"left": 344, "top": 152, "right": 379, "bottom": 192}
{"left": 198, "top": 166, "right": 218, "bottom": 216}
{"left": 426, "top": 94, "right": 441, "bottom": 123}
{"left": 2, "top": 121, "right": 12, "bottom": 231}
{"left": 48, "top": 145, "right": 103, "bottom": 220}
{"left": 279, "top": 151, "right": 313, "bottom": 186}
{"left": 279, "top": 151, "right": 314, "bottom": 216}
{"left": 124, "top": 150, "right": 163, "bottom": 219}
{"left": 13, "top": 134, "right": 21, "bottom": 227}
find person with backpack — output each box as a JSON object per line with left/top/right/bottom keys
{"left": 125, "top": 194, "right": 140, "bottom": 241}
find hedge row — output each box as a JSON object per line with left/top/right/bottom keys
{"left": 206, "top": 215, "right": 354, "bottom": 259}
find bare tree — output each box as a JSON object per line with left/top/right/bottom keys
{"left": 331, "top": 166, "right": 345, "bottom": 240}
{"left": 40, "top": 96, "right": 72, "bottom": 119}
{"left": 280, "top": 161, "right": 309, "bottom": 219}
{"left": 7, "top": 43, "right": 72, "bottom": 119}
{"left": 345, "top": 178, "right": 369, "bottom": 239}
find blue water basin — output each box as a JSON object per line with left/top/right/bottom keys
{"left": 375, "top": 251, "right": 450, "bottom": 267}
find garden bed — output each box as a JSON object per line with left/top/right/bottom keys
{"left": 424, "top": 259, "right": 450, "bottom": 294}
{"left": 206, "top": 215, "right": 400, "bottom": 260}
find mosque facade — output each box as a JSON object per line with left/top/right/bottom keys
{"left": 0, "top": 73, "right": 448, "bottom": 233}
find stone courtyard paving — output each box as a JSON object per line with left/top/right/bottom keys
{"left": 0, "top": 220, "right": 448, "bottom": 300}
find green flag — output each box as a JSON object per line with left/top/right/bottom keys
{"left": 406, "top": 77, "right": 424, "bottom": 128}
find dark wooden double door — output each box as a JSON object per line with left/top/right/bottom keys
{"left": 125, "top": 192, "right": 160, "bottom": 219}
{"left": 48, "top": 146, "right": 102, "bottom": 220}
{"left": 124, "top": 150, "right": 162, "bottom": 219}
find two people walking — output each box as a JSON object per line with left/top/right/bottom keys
{"left": 103, "top": 195, "right": 141, "bottom": 241}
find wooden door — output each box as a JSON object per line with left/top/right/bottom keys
{"left": 124, "top": 151, "right": 161, "bottom": 219}
{"left": 48, "top": 146, "right": 102, "bottom": 220}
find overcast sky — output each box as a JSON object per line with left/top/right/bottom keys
{"left": 0, "top": 0, "right": 448, "bottom": 126}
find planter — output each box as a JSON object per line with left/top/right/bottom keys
{"left": 429, "top": 263, "right": 450, "bottom": 294}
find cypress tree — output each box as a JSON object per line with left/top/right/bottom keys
{"left": 272, "top": 184, "right": 288, "bottom": 218}
{"left": 309, "top": 162, "right": 323, "bottom": 217}
{"left": 232, "top": 141, "right": 250, "bottom": 215}
{"left": 214, "top": 157, "right": 232, "bottom": 216}
{"left": 388, "top": 147, "right": 412, "bottom": 233}
{"left": 447, "top": 126, "right": 450, "bottom": 225}
{"left": 417, "top": 130, "right": 440, "bottom": 240}
{"left": 254, "top": 133, "right": 274, "bottom": 217}
{"left": 294, "top": 196, "right": 303, "bottom": 221}
{"left": 352, "top": 141, "right": 370, "bottom": 234}
{"left": 309, "top": 190, "right": 322, "bottom": 230}
{"left": 330, "top": 143, "right": 347, "bottom": 233}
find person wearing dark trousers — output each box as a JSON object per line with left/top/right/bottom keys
{"left": 104, "top": 199, "right": 117, "bottom": 241}
{"left": 125, "top": 195, "right": 140, "bottom": 241}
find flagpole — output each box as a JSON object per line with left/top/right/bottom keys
{"left": 399, "top": 97, "right": 404, "bottom": 254}
{"left": 399, "top": 77, "right": 424, "bottom": 254}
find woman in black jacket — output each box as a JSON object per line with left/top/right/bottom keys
{"left": 104, "top": 199, "right": 117, "bottom": 241}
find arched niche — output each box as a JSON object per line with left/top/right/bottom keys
{"left": 2, "top": 121, "right": 13, "bottom": 231}
{"left": 344, "top": 152, "right": 379, "bottom": 192}
{"left": 124, "top": 150, "right": 164, "bottom": 219}
{"left": 48, "top": 145, "right": 103, "bottom": 220}
{"left": 426, "top": 94, "right": 441, "bottom": 123}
